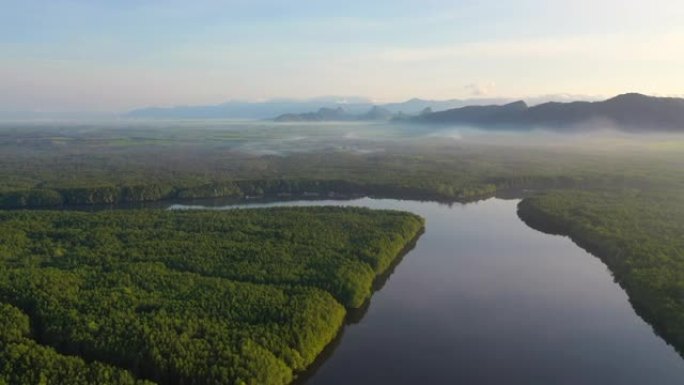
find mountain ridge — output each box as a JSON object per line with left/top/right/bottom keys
{"left": 411, "top": 93, "right": 684, "bottom": 131}
{"left": 125, "top": 97, "right": 512, "bottom": 120}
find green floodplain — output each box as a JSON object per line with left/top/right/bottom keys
{"left": 1, "top": 121, "right": 684, "bottom": 384}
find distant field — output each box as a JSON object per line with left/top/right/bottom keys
{"left": 1, "top": 122, "right": 683, "bottom": 207}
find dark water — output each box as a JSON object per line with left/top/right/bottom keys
{"left": 170, "top": 198, "right": 684, "bottom": 385}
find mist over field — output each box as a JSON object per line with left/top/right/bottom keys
{"left": 3, "top": 120, "right": 683, "bottom": 198}
{"left": 4, "top": 119, "right": 684, "bottom": 157}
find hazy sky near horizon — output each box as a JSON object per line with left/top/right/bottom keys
{"left": 1, "top": 0, "right": 684, "bottom": 113}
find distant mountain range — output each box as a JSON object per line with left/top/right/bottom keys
{"left": 274, "top": 106, "right": 400, "bottom": 122}
{"left": 125, "top": 97, "right": 511, "bottom": 120}
{"left": 124, "top": 93, "right": 684, "bottom": 131}
{"left": 410, "top": 93, "right": 684, "bottom": 131}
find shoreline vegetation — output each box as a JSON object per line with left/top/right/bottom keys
{"left": 0, "top": 173, "right": 650, "bottom": 210}
{"left": 0, "top": 207, "right": 425, "bottom": 385}
{"left": 0, "top": 178, "right": 498, "bottom": 209}
{"left": 518, "top": 191, "right": 684, "bottom": 356}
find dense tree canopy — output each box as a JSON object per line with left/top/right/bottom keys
{"left": 0, "top": 207, "right": 424, "bottom": 385}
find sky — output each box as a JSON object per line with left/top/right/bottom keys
{"left": 1, "top": 0, "right": 684, "bottom": 114}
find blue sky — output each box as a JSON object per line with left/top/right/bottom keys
{"left": 1, "top": 0, "right": 683, "bottom": 112}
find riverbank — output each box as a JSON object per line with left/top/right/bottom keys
{"left": 518, "top": 191, "right": 684, "bottom": 357}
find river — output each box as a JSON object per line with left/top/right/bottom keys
{"left": 170, "top": 197, "right": 684, "bottom": 384}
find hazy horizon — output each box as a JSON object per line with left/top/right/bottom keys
{"left": 0, "top": 92, "right": 612, "bottom": 121}
{"left": 2, "top": 1, "right": 683, "bottom": 116}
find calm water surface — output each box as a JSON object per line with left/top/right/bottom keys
{"left": 170, "top": 198, "right": 684, "bottom": 384}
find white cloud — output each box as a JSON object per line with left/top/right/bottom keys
{"left": 465, "top": 82, "right": 496, "bottom": 96}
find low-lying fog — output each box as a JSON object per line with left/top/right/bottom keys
{"left": 2, "top": 120, "right": 684, "bottom": 159}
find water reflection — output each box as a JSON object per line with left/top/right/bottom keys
{"left": 171, "top": 197, "right": 684, "bottom": 385}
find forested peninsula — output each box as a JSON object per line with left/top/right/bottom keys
{"left": 0, "top": 207, "right": 424, "bottom": 385}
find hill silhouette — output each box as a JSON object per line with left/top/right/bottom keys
{"left": 412, "top": 93, "right": 684, "bottom": 131}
